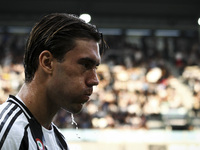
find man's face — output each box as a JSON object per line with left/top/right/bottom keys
{"left": 47, "top": 39, "right": 101, "bottom": 114}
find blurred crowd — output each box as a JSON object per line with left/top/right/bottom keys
{"left": 1, "top": 32, "right": 200, "bottom": 130}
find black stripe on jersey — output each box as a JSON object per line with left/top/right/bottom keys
{"left": 19, "top": 124, "right": 29, "bottom": 150}
{"left": 8, "top": 95, "right": 33, "bottom": 119}
{"left": 0, "top": 109, "right": 23, "bottom": 149}
{"left": 0, "top": 102, "right": 12, "bottom": 119}
{"left": 0, "top": 105, "right": 18, "bottom": 133}
{"left": 53, "top": 125, "right": 69, "bottom": 150}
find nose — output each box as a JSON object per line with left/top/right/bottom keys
{"left": 86, "top": 70, "right": 99, "bottom": 87}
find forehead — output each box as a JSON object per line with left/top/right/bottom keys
{"left": 64, "top": 39, "right": 101, "bottom": 63}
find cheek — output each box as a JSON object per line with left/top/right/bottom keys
{"left": 78, "top": 77, "right": 85, "bottom": 88}
{"left": 61, "top": 76, "right": 85, "bottom": 91}
{"left": 65, "top": 77, "right": 85, "bottom": 93}
{"left": 54, "top": 65, "right": 86, "bottom": 90}
{"left": 65, "top": 70, "right": 86, "bottom": 88}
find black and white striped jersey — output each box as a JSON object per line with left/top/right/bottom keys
{"left": 0, "top": 95, "right": 69, "bottom": 150}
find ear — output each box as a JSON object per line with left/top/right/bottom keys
{"left": 39, "top": 50, "right": 54, "bottom": 74}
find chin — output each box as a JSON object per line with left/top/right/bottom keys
{"left": 66, "top": 104, "right": 84, "bottom": 114}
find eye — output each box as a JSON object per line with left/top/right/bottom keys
{"left": 83, "top": 62, "right": 98, "bottom": 71}
{"left": 78, "top": 58, "right": 99, "bottom": 70}
{"left": 83, "top": 62, "right": 93, "bottom": 69}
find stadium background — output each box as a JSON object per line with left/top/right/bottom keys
{"left": 0, "top": 0, "right": 200, "bottom": 149}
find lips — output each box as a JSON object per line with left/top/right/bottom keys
{"left": 85, "top": 88, "right": 93, "bottom": 96}
{"left": 83, "top": 94, "right": 91, "bottom": 101}
{"left": 75, "top": 88, "right": 93, "bottom": 105}
{"left": 85, "top": 92, "right": 92, "bottom": 97}
{"left": 82, "top": 89, "right": 93, "bottom": 103}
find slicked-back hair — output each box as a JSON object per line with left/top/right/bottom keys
{"left": 24, "top": 13, "right": 103, "bottom": 83}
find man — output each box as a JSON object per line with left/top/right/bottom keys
{"left": 0, "top": 13, "right": 106, "bottom": 149}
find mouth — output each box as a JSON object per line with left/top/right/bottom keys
{"left": 80, "top": 89, "right": 93, "bottom": 104}
{"left": 81, "top": 93, "right": 91, "bottom": 104}
{"left": 84, "top": 94, "right": 91, "bottom": 100}
{"left": 86, "top": 88, "right": 93, "bottom": 95}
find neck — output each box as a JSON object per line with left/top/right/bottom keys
{"left": 17, "top": 83, "right": 59, "bottom": 129}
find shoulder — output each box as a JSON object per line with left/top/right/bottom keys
{"left": 0, "top": 101, "right": 28, "bottom": 127}
{"left": 0, "top": 101, "right": 29, "bottom": 149}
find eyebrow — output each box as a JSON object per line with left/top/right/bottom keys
{"left": 78, "top": 57, "right": 100, "bottom": 66}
